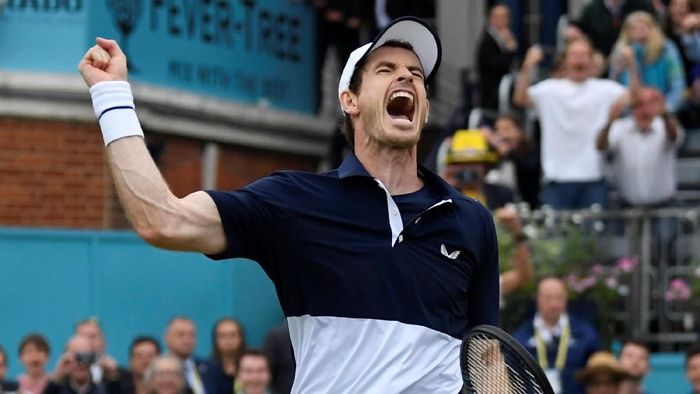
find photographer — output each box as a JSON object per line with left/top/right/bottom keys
{"left": 44, "top": 336, "right": 120, "bottom": 394}
{"left": 438, "top": 129, "right": 512, "bottom": 210}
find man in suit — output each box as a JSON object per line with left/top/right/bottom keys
{"left": 476, "top": 4, "right": 518, "bottom": 112}
{"left": 164, "top": 317, "right": 224, "bottom": 394}
{"left": 513, "top": 276, "right": 601, "bottom": 394}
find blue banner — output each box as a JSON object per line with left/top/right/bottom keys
{"left": 0, "top": 1, "right": 87, "bottom": 72}
{"left": 0, "top": 0, "right": 318, "bottom": 114}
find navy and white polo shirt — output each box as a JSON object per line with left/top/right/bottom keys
{"left": 206, "top": 153, "right": 499, "bottom": 393}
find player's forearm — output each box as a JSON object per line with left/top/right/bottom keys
{"left": 80, "top": 40, "right": 226, "bottom": 254}
{"left": 90, "top": 81, "right": 186, "bottom": 246}
{"left": 106, "top": 137, "right": 225, "bottom": 253}
{"left": 106, "top": 136, "right": 180, "bottom": 243}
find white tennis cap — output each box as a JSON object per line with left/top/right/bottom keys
{"left": 337, "top": 16, "right": 442, "bottom": 110}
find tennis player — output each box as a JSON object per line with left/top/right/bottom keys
{"left": 78, "top": 17, "right": 499, "bottom": 393}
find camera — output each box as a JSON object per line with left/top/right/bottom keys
{"left": 75, "top": 352, "right": 97, "bottom": 366}
{"left": 453, "top": 168, "right": 479, "bottom": 186}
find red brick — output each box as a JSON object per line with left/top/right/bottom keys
{"left": 0, "top": 118, "right": 321, "bottom": 229}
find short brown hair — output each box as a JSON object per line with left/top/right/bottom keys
{"left": 563, "top": 36, "right": 594, "bottom": 59}
{"left": 129, "top": 336, "right": 161, "bottom": 359}
{"left": 19, "top": 333, "right": 50, "bottom": 355}
{"left": 239, "top": 349, "right": 270, "bottom": 369}
{"left": 621, "top": 339, "right": 650, "bottom": 355}
{"left": 340, "top": 40, "right": 423, "bottom": 147}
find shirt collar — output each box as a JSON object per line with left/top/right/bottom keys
{"left": 337, "top": 152, "right": 468, "bottom": 202}
{"left": 534, "top": 313, "right": 569, "bottom": 342}
{"left": 337, "top": 152, "right": 372, "bottom": 179}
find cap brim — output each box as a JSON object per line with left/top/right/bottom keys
{"left": 337, "top": 16, "right": 441, "bottom": 108}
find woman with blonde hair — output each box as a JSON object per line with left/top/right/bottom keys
{"left": 610, "top": 10, "right": 686, "bottom": 112}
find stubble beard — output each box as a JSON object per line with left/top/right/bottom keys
{"left": 360, "top": 111, "right": 422, "bottom": 150}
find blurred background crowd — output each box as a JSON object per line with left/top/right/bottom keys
{"left": 0, "top": 317, "right": 289, "bottom": 394}
{"left": 2, "top": 0, "right": 700, "bottom": 393}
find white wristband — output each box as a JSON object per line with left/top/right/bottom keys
{"left": 89, "top": 81, "right": 144, "bottom": 146}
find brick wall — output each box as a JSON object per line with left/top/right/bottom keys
{"left": 217, "top": 144, "right": 318, "bottom": 191}
{"left": 149, "top": 134, "right": 204, "bottom": 198}
{"left": 0, "top": 118, "right": 320, "bottom": 229}
{"left": 0, "top": 117, "right": 107, "bottom": 228}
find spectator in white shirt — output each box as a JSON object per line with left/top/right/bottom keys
{"left": 596, "top": 87, "right": 683, "bottom": 207}
{"left": 514, "top": 38, "right": 640, "bottom": 210}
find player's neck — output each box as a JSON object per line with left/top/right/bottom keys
{"left": 355, "top": 145, "right": 422, "bottom": 195}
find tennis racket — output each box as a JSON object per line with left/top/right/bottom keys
{"left": 461, "top": 325, "right": 554, "bottom": 394}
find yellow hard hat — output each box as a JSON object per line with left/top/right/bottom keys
{"left": 446, "top": 129, "right": 499, "bottom": 164}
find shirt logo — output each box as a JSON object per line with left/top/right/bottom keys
{"left": 441, "top": 244, "right": 460, "bottom": 259}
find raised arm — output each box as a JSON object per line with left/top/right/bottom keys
{"left": 495, "top": 207, "right": 533, "bottom": 296}
{"left": 512, "top": 45, "right": 543, "bottom": 108}
{"left": 79, "top": 38, "right": 226, "bottom": 254}
{"left": 617, "top": 44, "right": 642, "bottom": 102}
{"left": 596, "top": 95, "right": 628, "bottom": 151}
{"left": 657, "top": 94, "right": 681, "bottom": 144}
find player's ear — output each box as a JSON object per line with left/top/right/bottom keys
{"left": 340, "top": 90, "right": 360, "bottom": 115}
{"left": 424, "top": 100, "right": 430, "bottom": 124}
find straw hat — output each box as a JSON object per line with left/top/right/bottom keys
{"left": 574, "top": 351, "right": 631, "bottom": 383}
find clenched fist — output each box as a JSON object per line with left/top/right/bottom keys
{"left": 78, "top": 37, "right": 128, "bottom": 88}
{"left": 522, "top": 45, "right": 544, "bottom": 71}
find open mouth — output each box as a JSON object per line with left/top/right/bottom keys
{"left": 573, "top": 64, "right": 587, "bottom": 73}
{"left": 386, "top": 90, "right": 415, "bottom": 123}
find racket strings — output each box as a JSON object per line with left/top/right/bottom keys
{"left": 464, "top": 333, "right": 548, "bottom": 394}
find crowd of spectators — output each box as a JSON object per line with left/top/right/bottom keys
{"left": 0, "top": 318, "right": 293, "bottom": 394}
{"left": 465, "top": 0, "right": 700, "bottom": 212}
{"left": 465, "top": 2, "right": 700, "bottom": 392}
{"left": 411, "top": 1, "right": 700, "bottom": 392}
{"left": 3, "top": 302, "right": 700, "bottom": 394}
{"left": 509, "top": 275, "right": 700, "bottom": 394}
{"left": 425, "top": 4, "right": 700, "bottom": 389}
